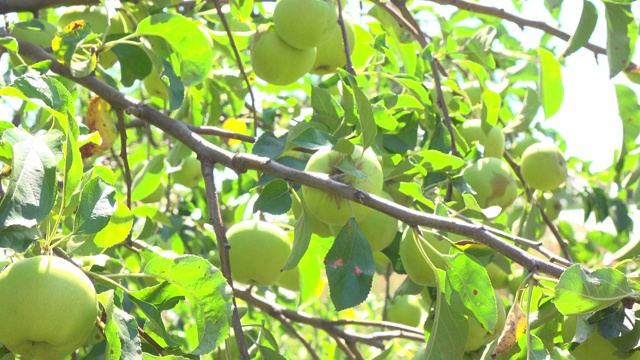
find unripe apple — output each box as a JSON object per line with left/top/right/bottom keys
{"left": 399, "top": 227, "right": 451, "bottom": 287}
{"left": 386, "top": 295, "right": 423, "bottom": 328}
{"left": 509, "top": 136, "right": 539, "bottom": 159}
{"left": 354, "top": 190, "right": 399, "bottom": 251}
{"left": 172, "top": 155, "right": 203, "bottom": 188}
{"left": 0, "top": 256, "right": 98, "bottom": 360}
{"left": 250, "top": 25, "right": 317, "bottom": 86}
{"left": 276, "top": 267, "right": 300, "bottom": 291}
{"left": 462, "top": 158, "right": 518, "bottom": 209}
{"left": 140, "top": 182, "right": 165, "bottom": 203}
{"left": 273, "top": 0, "right": 338, "bottom": 50}
{"left": 291, "top": 189, "right": 333, "bottom": 238}
{"left": 301, "top": 145, "right": 383, "bottom": 225}
{"left": 310, "top": 19, "right": 355, "bottom": 75}
{"left": 465, "top": 293, "right": 507, "bottom": 351}
{"left": 227, "top": 220, "right": 292, "bottom": 286}
{"left": 486, "top": 262, "right": 509, "bottom": 289}
{"left": 540, "top": 193, "right": 562, "bottom": 220}
{"left": 458, "top": 119, "right": 505, "bottom": 158}
{"left": 520, "top": 143, "right": 568, "bottom": 192}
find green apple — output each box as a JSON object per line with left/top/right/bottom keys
{"left": 273, "top": 0, "right": 338, "bottom": 50}
{"left": 520, "top": 143, "right": 568, "bottom": 191}
{"left": 310, "top": 18, "right": 356, "bottom": 75}
{"left": 486, "top": 262, "right": 509, "bottom": 289}
{"left": 540, "top": 193, "right": 562, "bottom": 220}
{"left": 461, "top": 81, "right": 482, "bottom": 105}
{"left": 458, "top": 119, "right": 505, "bottom": 158}
{"left": 355, "top": 190, "right": 399, "bottom": 252}
{"left": 173, "top": 155, "right": 203, "bottom": 188}
{"left": 509, "top": 136, "right": 539, "bottom": 159}
{"left": 386, "top": 295, "right": 423, "bottom": 328}
{"left": 399, "top": 226, "right": 451, "bottom": 287}
{"left": 373, "top": 251, "right": 392, "bottom": 274}
{"left": 9, "top": 20, "right": 58, "bottom": 48}
{"left": 465, "top": 293, "right": 507, "bottom": 351}
{"left": 227, "top": 220, "right": 292, "bottom": 286}
{"left": 507, "top": 268, "right": 527, "bottom": 295}
{"left": 462, "top": 157, "right": 518, "bottom": 209}
{"left": 301, "top": 145, "right": 383, "bottom": 225}
{"left": 291, "top": 189, "right": 333, "bottom": 238}
{"left": 276, "top": 267, "right": 300, "bottom": 292}
{"left": 0, "top": 256, "right": 98, "bottom": 360}
{"left": 570, "top": 329, "right": 640, "bottom": 360}
{"left": 250, "top": 25, "right": 317, "bottom": 86}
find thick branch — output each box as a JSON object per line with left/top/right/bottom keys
{"left": 2, "top": 32, "right": 567, "bottom": 279}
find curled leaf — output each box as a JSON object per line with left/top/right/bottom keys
{"left": 491, "top": 301, "right": 526, "bottom": 358}
{"left": 80, "top": 96, "right": 117, "bottom": 158}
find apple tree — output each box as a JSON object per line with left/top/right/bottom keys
{"left": 0, "top": 0, "right": 639, "bottom": 359}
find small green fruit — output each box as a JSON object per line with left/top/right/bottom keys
{"left": 140, "top": 182, "right": 165, "bottom": 203}
{"left": 291, "top": 189, "right": 333, "bottom": 238}
{"left": 310, "top": 18, "right": 356, "bottom": 75}
{"left": 386, "top": 295, "right": 423, "bottom": 328}
{"left": 250, "top": 25, "right": 317, "bottom": 86}
{"left": 301, "top": 145, "right": 383, "bottom": 225}
{"left": 540, "top": 193, "right": 562, "bottom": 220}
{"left": 458, "top": 119, "right": 505, "bottom": 158}
{"left": 173, "top": 155, "right": 203, "bottom": 188}
{"left": 399, "top": 227, "right": 451, "bottom": 287}
{"left": 0, "top": 256, "right": 98, "bottom": 360}
{"left": 355, "top": 190, "right": 399, "bottom": 252}
{"left": 465, "top": 293, "right": 507, "bottom": 352}
{"left": 509, "top": 136, "right": 539, "bottom": 159}
{"left": 227, "top": 220, "right": 291, "bottom": 286}
{"left": 486, "top": 262, "right": 509, "bottom": 289}
{"left": 273, "top": 0, "right": 338, "bottom": 50}
{"left": 462, "top": 158, "right": 518, "bottom": 209}
{"left": 276, "top": 267, "right": 300, "bottom": 291}
{"left": 521, "top": 143, "right": 568, "bottom": 191}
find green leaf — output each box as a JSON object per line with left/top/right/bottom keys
{"left": 134, "top": 255, "right": 232, "bottom": 355}
{"left": 143, "top": 355, "right": 190, "bottom": 360}
{"left": 537, "top": 47, "right": 564, "bottom": 118}
{"left": 341, "top": 73, "right": 377, "bottom": 150}
{"left": 101, "top": 290, "right": 143, "bottom": 360}
{"left": 136, "top": 13, "right": 214, "bottom": 86}
{"left": 392, "top": 75, "right": 432, "bottom": 108}
{"left": 5, "top": 74, "right": 73, "bottom": 124}
{"left": 561, "top": 1, "right": 598, "bottom": 58}
{"left": 0, "top": 128, "right": 58, "bottom": 229}
{"left": 289, "top": 127, "right": 337, "bottom": 150}
{"left": 514, "top": 333, "right": 549, "bottom": 359}
{"left": 481, "top": 90, "right": 501, "bottom": 127}
{"left": 463, "top": 26, "right": 497, "bottom": 69}
{"left": 325, "top": 219, "right": 375, "bottom": 311}
{"left": 253, "top": 179, "right": 291, "bottom": 215}
{"left": 554, "top": 264, "right": 634, "bottom": 315}
{"left": 111, "top": 43, "right": 152, "bottom": 87}
{"left": 614, "top": 85, "right": 640, "bottom": 155}
{"left": 424, "top": 286, "right": 468, "bottom": 359}
{"left": 445, "top": 253, "right": 498, "bottom": 332}
{"left": 252, "top": 131, "right": 286, "bottom": 159}
{"left": 128, "top": 289, "right": 181, "bottom": 348}
{"left": 131, "top": 155, "right": 165, "bottom": 202}
{"left": 93, "top": 201, "right": 133, "bottom": 248}
{"left": 0, "top": 226, "right": 39, "bottom": 253}
{"left": 283, "top": 206, "right": 313, "bottom": 271}
{"left": 74, "top": 176, "right": 117, "bottom": 235}
{"left": 412, "top": 150, "right": 466, "bottom": 172}
{"left": 605, "top": 3, "right": 637, "bottom": 78}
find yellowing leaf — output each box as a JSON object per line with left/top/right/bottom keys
{"left": 492, "top": 300, "right": 527, "bottom": 357}
{"left": 222, "top": 118, "right": 247, "bottom": 146}
{"left": 80, "top": 96, "right": 117, "bottom": 158}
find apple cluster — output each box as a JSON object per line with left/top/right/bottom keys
{"left": 250, "top": 0, "right": 356, "bottom": 86}
{"left": 457, "top": 119, "right": 568, "bottom": 210}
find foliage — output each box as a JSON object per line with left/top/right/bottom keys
{"left": 0, "top": 0, "right": 640, "bottom": 359}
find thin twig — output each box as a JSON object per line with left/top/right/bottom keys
{"left": 336, "top": 0, "right": 355, "bottom": 75}
{"left": 201, "top": 158, "right": 250, "bottom": 360}
{"left": 209, "top": 0, "right": 259, "bottom": 136}
{"left": 116, "top": 109, "right": 133, "bottom": 245}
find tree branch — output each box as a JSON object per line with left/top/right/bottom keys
{"left": 1, "top": 31, "right": 568, "bottom": 279}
